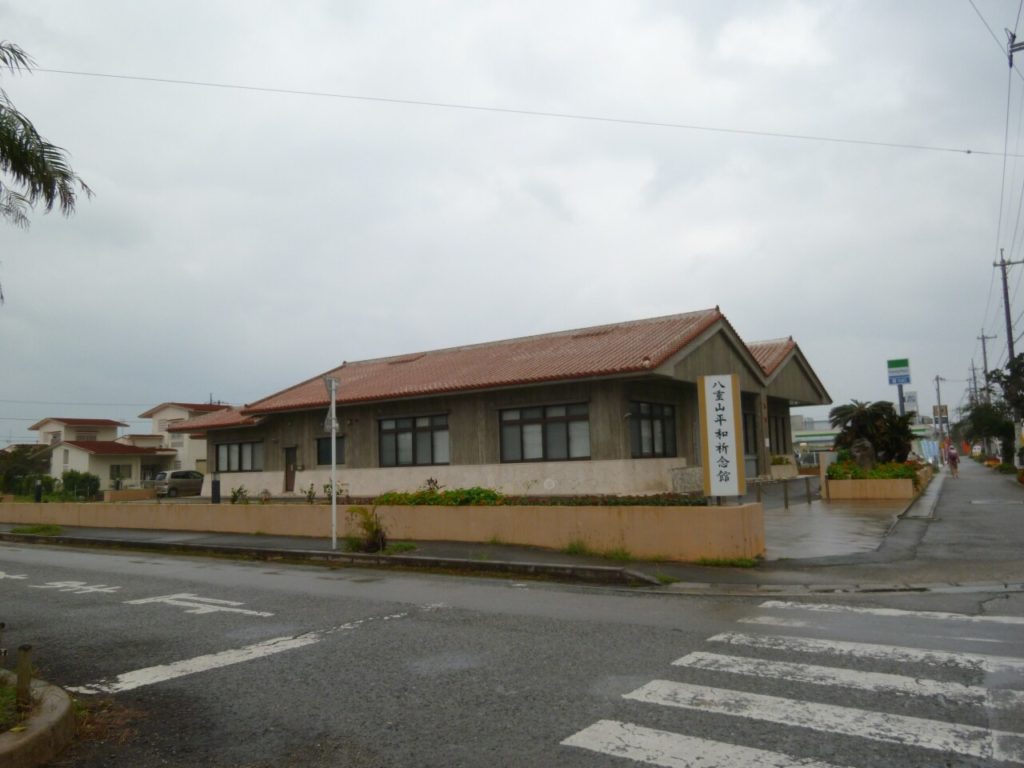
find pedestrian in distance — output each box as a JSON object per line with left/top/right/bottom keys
{"left": 947, "top": 446, "right": 959, "bottom": 478}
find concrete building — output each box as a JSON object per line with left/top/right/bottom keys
{"left": 173, "top": 308, "right": 831, "bottom": 498}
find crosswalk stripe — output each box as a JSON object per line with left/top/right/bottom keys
{"left": 561, "top": 719, "right": 850, "bottom": 768}
{"left": 738, "top": 616, "right": 810, "bottom": 628}
{"left": 625, "top": 681, "right": 1024, "bottom": 763}
{"left": 672, "top": 651, "right": 1024, "bottom": 709}
{"left": 758, "top": 600, "right": 1024, "bottom": 625}
{"left": 709, "top": 632, "right": 1024, "bottom": 674}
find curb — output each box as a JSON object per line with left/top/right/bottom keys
{"left": 0, "top": 532, "right": 662, "bottom": 586}
{"left": 0, "top": 672, "right": 75, "bottom": 768}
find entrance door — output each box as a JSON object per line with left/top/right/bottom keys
{"left": 284, "top": 447, "right": 297, "bottom": 492}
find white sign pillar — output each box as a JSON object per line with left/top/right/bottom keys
{"left": 698, "top": 374, "right": 746, "bottom": 497}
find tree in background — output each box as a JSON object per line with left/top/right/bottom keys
{"left": 0, "top": 444, "right": 50, "bottom": 493}
{"left": 989, "top": 353, "right": 1024, "bottom": 420}
{"left": 829, "top": 399, "right": 914, "bottom": 464}
{"left": 1, "top": 39, "right": 91, "bottom": 302}
{"left": 955, "top": 402, "right": 1014, "bottom": 464}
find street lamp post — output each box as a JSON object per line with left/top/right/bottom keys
{"left": 323, "top": 376, "right": 339, "bottom": 550}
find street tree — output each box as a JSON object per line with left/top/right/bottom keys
{"left": 989, "top": 353, "right": 1024, "bottom": 420}
{"left": 1, "top": 39, "right": 91, "bottom": 302}
{"left": 829, "top": 399, "right": 914, "bottom": 463}
{"left": 957, "top": 402, "right": 1014, "bottom": 463}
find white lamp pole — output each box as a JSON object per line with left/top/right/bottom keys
{"left": 323, "top": 376, "right": 339, "bottom": 550}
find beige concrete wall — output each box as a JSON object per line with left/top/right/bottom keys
{"left": 211, "top": 457, "right": 698, "bottom": 498}
{"left": 103, "top": 489, "right": 157, "bottom": 502}
{"left": 826, "top": 466, "right": 931, "bottom": 500}
{"left": 826, "top": 478, "right": 915, "bottom": 499}
{"left": 0, "top": 500, "right": 764, "bottom": 561}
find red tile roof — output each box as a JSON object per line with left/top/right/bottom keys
{"left": 28, "top": 418, "right": 129, "bottom": 430}
{"left": 242, "top": 309, "right": 725, "bottom": 415}
{"left": 63, "top": 441, "right": 173, "bottom": 456}
{"left": 138, "top": 402, "right": 231, "bottom": 418}
{"left": 165, "top": 407, "right": 261, "bottom": 433}
{"left": 748, "top": 338, "right": 795, "bottom": 376}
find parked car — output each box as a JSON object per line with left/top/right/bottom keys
{"left": 153, "top": 470, "right": 204, "bottom": 498}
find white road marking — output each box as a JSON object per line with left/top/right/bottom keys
{"left": 709, "top": 632, "right": 1024, "bottom": 675}
{"left": 28, "top": 581, "right": 120, "bottom": 594}
{"left": 124, "top": 592, "right": 273, "bottom": 617}
{"left": 759, "top": 600, "right": 1024, "bottom": 625}
{"left": 68, "top": 633, "right": 322, "bottom": 694}
{"left": 672, "top": 651, "right": 1024, "bottom": 710}
{"left": 562, "top": 719, "right": 849, "bottom": 768}
{"left": 69, "top": 607, "right": 427, "bottom": 695}
{"left": 738, "top": 616, "right": 809, "bottom": 628}
{"left": 0, "top": 571, "right": 27, "bottom": 580}
{"left": 625, "top": 681, "right": 1024, "bottom": 763}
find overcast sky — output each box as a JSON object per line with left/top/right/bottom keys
{"left": 1, "top": 1, "right": 1022, "bottom": 444}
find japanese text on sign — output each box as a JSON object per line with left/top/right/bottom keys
{"left": 699, "top": 374, "right": 745, "bottom": 497}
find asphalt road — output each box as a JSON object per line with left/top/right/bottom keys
{"left": 1, "top": 543, "right": 1022, "bottom": 767}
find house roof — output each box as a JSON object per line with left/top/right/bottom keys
{"left": 28, "top": 418, "right": 129, "bottom": 431}
{"left": 138, "top": 402, "right": 231, "bottom": 418}
{"left": 166, "top": 406, "right": 261, "bottom": 433}
{"left": 62, "top": 441, "right": 174, "bottom": 456}
{"left": 747, "top": 338, "right": 796, "bottom": 376}
{"left": 242, "top": 308, "right": 726, "bottom": 415}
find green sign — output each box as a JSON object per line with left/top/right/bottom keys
{"left": 887, "top": 358, "right": 910, "bottom": 385}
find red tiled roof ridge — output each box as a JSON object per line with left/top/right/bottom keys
{"left": 240, "top": 308, "right": 725, "bottom": 416}
{"left": 28, "top": 417, "right": 129, "bottom": 430}
{"left": 339, "top": 308, "right": 722, "bottom": 370}
{"left": 63, "top": 441, "right": 171, "bottom": 455}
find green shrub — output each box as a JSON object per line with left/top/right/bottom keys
{"left": 58, "top": 470, "right": 100, "bottom": 500}
{"left": 230, "top": 485, "right": 249, "bottom": 504}
{"left": 995, "top": 462, "right": 1017, "bottom": 474}
{"left": 373, "top": 488, "right": 708, "bottom": 507}
{"left": 345, "top": 506, "right": 387, "bottom": 552}
{"left": 827, "top": 460, "right": 923, "bottom": 489}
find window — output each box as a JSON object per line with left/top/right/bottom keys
{"left": 109, "top": 464, "right": 132, "bottom": 479}
{"left": 743, "top": 411, "right": 758, "bottom": 456}
{"left": 629, "top": 402, "right": 677, "bottom": 458}
{"left": 500, "top": 404, "right": 590, "bottom": 462}
{"left": 216, "top": 441, "right": 264, "bottom": 472}
{"left": 379, "top": 416, "right": 449, "bottom": 466}
{"left": 316, "top": 436, "right": 346, "bottom": 465}
{"left": 76, "top": 431, "right": 97, "bottom": 442}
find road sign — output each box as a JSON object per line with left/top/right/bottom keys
{"left": 887, "top": 358, "right": 911, "bottom": 385}
{"left": 904, "top": 390, "right": 918, "bottom": 413}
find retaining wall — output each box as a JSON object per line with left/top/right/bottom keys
{"left": 0, "top": 500, "right": 764, "bottom": 561}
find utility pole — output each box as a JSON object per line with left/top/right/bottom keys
{"left": 935, "top": 374, "right": 947, "bottom": 460}
{"left": 994, "top": 249, "right": 1023, "bottom": 363}
{"left": 970, "top": 360, "right": 980, "bottom": 406}
{"left": 978, "top": 330, "right": 996, "bottom": 404}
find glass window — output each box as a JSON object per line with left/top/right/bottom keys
{"left": 379, "top": 414, "right": 450, "bottom": 466}
{"left": 500, "top": 403, "right": 590, "bottom": 462}
{"left": 629, "top": 402, "right": 676, "bottom": 458}
{"left": 316, "top": 437, "right": 345, "bottom": 465}
{"left": 215, "top": 441, "right": 264, "bottom": 472}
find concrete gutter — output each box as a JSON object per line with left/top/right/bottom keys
{"left": 0, "top": 532, "right": 662, "bottom": 586}
{"left": 0, "top": 672, "right": 75, "bottom": 768}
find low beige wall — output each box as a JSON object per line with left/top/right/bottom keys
{"left": 103, "top": 489, "right": 157, "bottom": 502}
{"left": 827, "top": 466, "right": 932, "bottom": 500}
{"left": 0, "top": 501, "right": 764, "bottom": 562}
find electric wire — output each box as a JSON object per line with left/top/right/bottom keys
{"left": 969, "top": 0, "right": 1024, "bottom": 82}
{"left": 35, "top": 67, "right": 1014, "bottom": 157}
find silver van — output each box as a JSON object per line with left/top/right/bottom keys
{"left": 153, "top": 470, "right": 204, "bottom": 497}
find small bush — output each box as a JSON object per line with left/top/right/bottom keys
{"left": 826, "top": 460, "right": 922, "bottom": 487}
{"left": 59, "top": 470, "right": 100, "bottom": 500}
{"left": 995, "top": 463, "right": 1017, "bottom": 474}
{"left": 230, "top": 486, "right": 249, "bottom": 504}
{"left": 345, "top": 506, "right": 387, "bottom": 552}
{"left": 304, "top": 483, "right": 317, "bottom": 504}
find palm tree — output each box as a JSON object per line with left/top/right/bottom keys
{"left": 1, "top": 39, "right": 91, "bottom": 301}
{"left": 829, "top": 399, "right": 912, "bottom": 463}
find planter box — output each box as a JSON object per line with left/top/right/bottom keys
{"left": 0, "top": 500, "right": 764, "bottom": 562}
{"left": 769, "top": 464, "right": 798, "bottom": 480}
{"left": 827, "top": 467, "right": 932, "bottom": 500}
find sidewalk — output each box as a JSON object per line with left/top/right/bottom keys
{"left": 1, "top": 459, "right": 1023, "bottom": 595}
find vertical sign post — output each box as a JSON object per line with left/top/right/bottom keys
{"left": 887, "top": 358, "right": 911, "bottom": 416}
{"left": 698, "top": 374, "right": 746, "bottom": 498}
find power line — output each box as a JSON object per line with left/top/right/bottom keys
{"left": 36, "top": 67, "right": 1016, "bottom": 158}
{"left": 0, "top": 403, "right": 155, "bottom": 409}
{"left": 969, "top": 0, "right": 1024, "bottom": 82}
